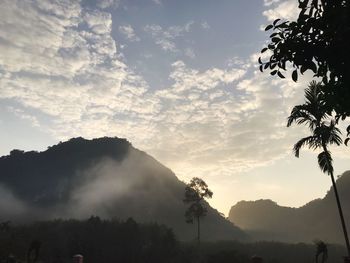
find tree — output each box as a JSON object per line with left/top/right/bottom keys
{"left": 315, "top": 240, "right": 328, "bottom": 263}
{"left": 183, "top": 177, "right": 213, "bottom": 244}
{"left": 259, "top": 0, "right": 350, "bottom": 142}
{"left": 287, "top": 81, "right": 350, "bottom": 257}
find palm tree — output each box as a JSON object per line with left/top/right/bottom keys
{"left": 287, "top": 81, "right": 350, "bottom": 257}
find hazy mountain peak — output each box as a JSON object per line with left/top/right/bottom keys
{"left": 0, "top": 137, "right": 246, "bottom": 241}
{"left": 228, "top": 171, "right": 350, "bottom": 243}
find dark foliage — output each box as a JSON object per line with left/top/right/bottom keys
{"left": 259, "top": 0, "right": 350, "bottom": 140}
{"left": 0, "top": 217, "right": 180, "bottom": 263}
{"left": 0, "top": 218, "right": 346, "bottom": 263}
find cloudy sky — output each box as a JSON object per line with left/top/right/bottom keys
{"left": 0, "top": 0, "right": 349, "bottom": 215}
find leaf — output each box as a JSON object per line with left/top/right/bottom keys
{"left": 308, "top": 61, "right": 317, "bottom": 73}
{"left": 318, "top": 151, "right": 333, "bottom": 175}
{"left": 265, "top": 24, "right": 273, "bottom": 31}
{"left": 321, "top": 75, "right": 328, "bottom": 85}
{"left": 277, "top": 71, "right": 285, "bottom": 78}
{"left": 279, "top": 61, "right": 286, "bottom": 71}
{"left": 261, "top": 47, "right": 268, "bottom": 53}
{"left": 300, "top": 65, "right": 307, "bottom": 74}
{"left": 345, "top": 138, "right": 350, "bottom": 146}
{"left": 258, "top": 57, "right": 262, "bottom": 64}
{"left": 272, "top": 37, "right": 280, "bottom": 43}
{"left": 277, "top": 22, "right": 288, "bottom": 28}
{"left": 273, "top": 19, "right": 281, "bottom": 26}
{"left": 271, "top": 70, "right": 277, "bottom": 76}
{"left": 259, "top": 65, "right": 263, "bottom": 72}
{"left": 264, "top": 63, "right": 270, "bottom": 69}
{"left": 292, "top": 70, "right": 298, "bottom": 82}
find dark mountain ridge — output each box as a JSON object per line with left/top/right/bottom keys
{"left": 0, "top": 137, "right": 246, "bottom": 241}
{"left": 228, "top": 171, "right": 350, "bottom": 244}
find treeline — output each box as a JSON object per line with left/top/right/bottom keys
{"left": 0, "top": 217, "right": 346, "bottom": 263}
{"left": 0, "top": 217, "right": 182, "bottom": 263}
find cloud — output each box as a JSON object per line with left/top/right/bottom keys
{"left": 201, "top": 21, "right": 210, "bottom": 30}
{"left": 264, "top": 0, "right": 281, "bottom": 6}
{"left": 96, "top": 0, "right": 120, "bottom": 9}
{"left": 184, "top": 48, "right": 196, "bottom": 59}
{"left": 1, "top": 0, "right": 349, "bottom": 200}
{"left": 84, "top": 10, "right": 112, "bottom": 35}
{"left": 6, "top": 107, "right": 40, "bottom": 127}
{"left": 0, "top": 0, "right": 311, "bottom": 185}
{"left": 143, "top": 22, "right": 194, "bottom": 52}
{"left": 0, "top": 0, "right": 157, "bottom": 144}
{"left": 152, "top": 0, "right": 162, "bottom": 5}
{"left": 263, "top": 0, "right": 299, "bottom": 21}
{"left": 119, "top": 25, "right": 140, "bottom": 42}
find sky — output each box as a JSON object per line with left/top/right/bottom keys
{"left": 0, "top": 0, "right": 349, "bottom": 215}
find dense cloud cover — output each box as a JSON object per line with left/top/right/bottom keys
{"left": 1, "top": 0, "right": 349, "bottom": 215}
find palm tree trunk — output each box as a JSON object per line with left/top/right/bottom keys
{"left": 321, "top": 143, "right": 350, "bottom": 257}
{"left": 330, "top": 171, "right": 350, "bottom": 257}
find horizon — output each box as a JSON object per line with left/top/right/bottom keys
{"left": 0, "top": 0, "right": 349, "bottom": 216}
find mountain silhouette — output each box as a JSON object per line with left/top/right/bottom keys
{"left": 0, "top": 137, "right": 246, "bottom": 241}
{"left": 228, "top": 171, "right": 350, "bottom": 244}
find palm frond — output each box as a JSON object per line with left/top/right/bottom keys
{"left": 293, "top": 136, "right": 318, "bottom": 157}
{"left": 317, "top": 150, "right": 333, "bottom": 175}
{"left": 314, "top": 121, "right": 343, "bottom": 146}
{"left": 328, "top": 121, "right": 342, "bottom": 145}
{"left": 287, "top": 105, "right": 316, "bottom": 129}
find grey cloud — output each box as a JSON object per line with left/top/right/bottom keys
{"left": 119, "top": 25, "right": 140, "bottom": 42}
{"left": 96, "top": 0, "right": 120, "bottom": 9}
{"left": 143, "top": 22, "right": 194, "bottom": 53}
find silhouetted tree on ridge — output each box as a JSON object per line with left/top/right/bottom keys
{"left": 287, "top": 81, "right": 350, "bottom": 257}
{"left": 183, "top": 177, "right": 213, "bottom": 245}
{"left": 315, "top": 240, "right": 328, "bottom": 263}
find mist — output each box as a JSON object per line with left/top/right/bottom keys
{"left": 0, "top": 149, "right": 178, "bottom": 221}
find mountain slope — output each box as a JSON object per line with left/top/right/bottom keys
{"left": 228, "top": 171, "right": 350, "bottom": 243}
{"left": 0, "top": 137, "right": 247, "bottom": 241}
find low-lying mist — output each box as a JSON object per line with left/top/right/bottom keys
{"left": 0, "top": 149, "right": 179, "bottom": 222}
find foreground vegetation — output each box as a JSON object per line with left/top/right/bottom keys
{"left": 0, "top": 218, "right": 346, "bottom": 263}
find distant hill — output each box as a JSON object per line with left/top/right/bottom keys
{"left": 0, "top": 137, "right": 246, "bottom": 241}
{"left": 228, "top": 171, "right": 350, "bottom": 244}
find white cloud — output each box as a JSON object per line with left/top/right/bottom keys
{"left": 0, "top": 0, "right": 157, "bottom": 145}
{"left": 144, "top": 22, "right": 194, "bottom": 53}
{"left": 263, "top": 0, "right": 299, "bottom": 21}
{"left": 97, "top": 0, "right": 120, "bottom": 9}
{"left": 6, "top": 107, "right": 40, "bottom": 127}
{"left": 264, "top": 0, "right": 280, "bottom": 6}
{"left": 119, "top": 25, "right": 140, "bottom": 42}
{"left": 201, "top": 21, "right": 210, "bottom": 30}
{"left": 84, "top": 10, "right": 112, "bottom": 35}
